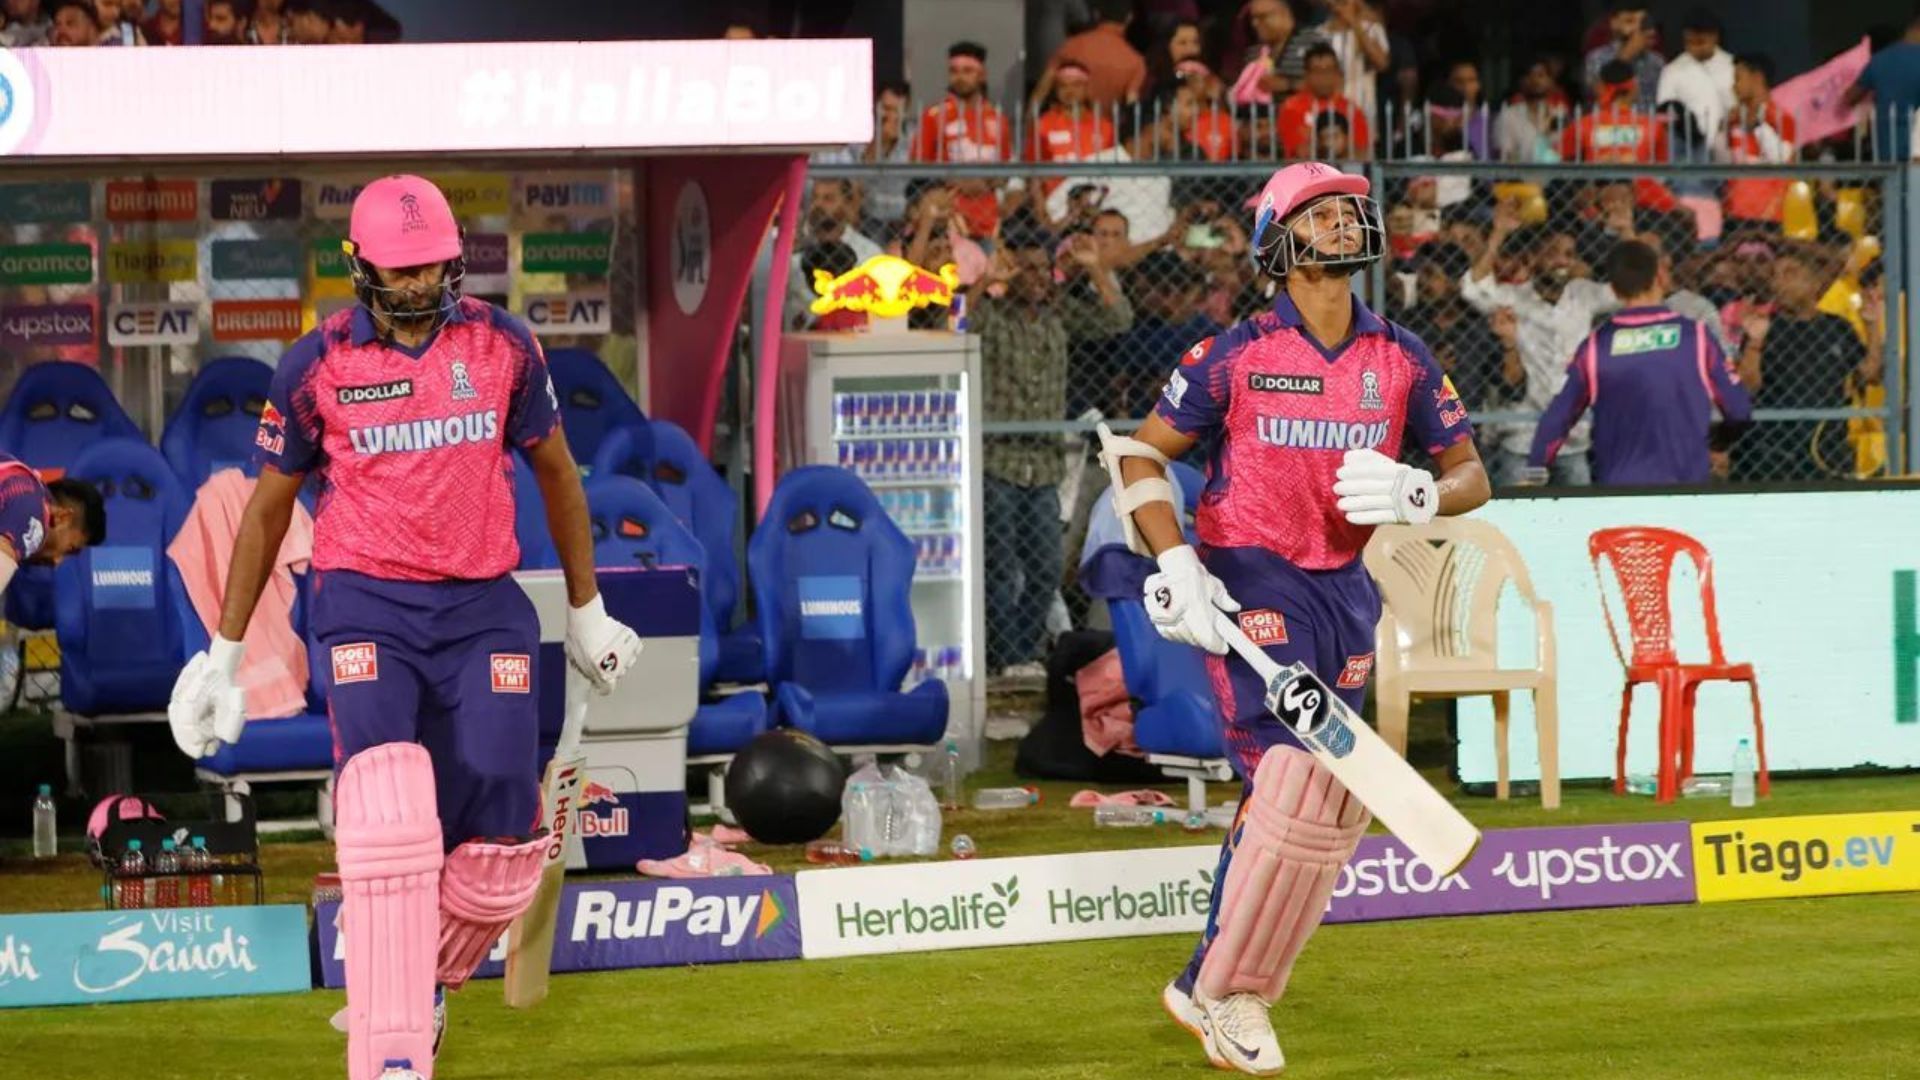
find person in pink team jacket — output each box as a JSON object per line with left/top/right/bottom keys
{"left": 1099, "top": 161, "right": 1491, "bottom": 1075}
{"left": 167, "top": 175, "right": 643, "bottom": 1080}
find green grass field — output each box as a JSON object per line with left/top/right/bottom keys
{"left": 2, "top": 713, "right": 1917, "bottom": 1078}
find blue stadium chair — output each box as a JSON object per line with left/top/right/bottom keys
{"left": 586, "top": 416, "right": 655, "bottom": 486}
{"left": 586, "top": 476, "right": 767, "bottom": 812}
{"left": 546, "top": 348, "right": 647, "bottom": 470}
{"left": 0, "top": 362, "right": 146, "bottom": 630}
{"left": 610, "top": 420, "right": 760, "bottom": 680}
{"left": 159, "top": 357, "right": 274, "bottom": 488}
{"left": 748, "top": 466, "right": 946, "bottom": 749}
{"left": 1078, "top": 472, "right": 1230, "bottom": 815}
{"left": 511, "top": 449, "right": 561, "bottom": 570}
{"left": 54, "top": 439, "right": 191, "bottom": 718}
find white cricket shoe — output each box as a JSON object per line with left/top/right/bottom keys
{"left": 1188, "top": 987, "right": 1285, "bottom": 1075}
{"left": 377, "top": 1061, "right": 424, "bottom": 1079}
{"left": 1160, "top": 981, "right": 1225, "bottom": 1069}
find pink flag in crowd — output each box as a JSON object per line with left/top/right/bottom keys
{"left": 1773, "top": 37, "right": 1871, "bottom": 147}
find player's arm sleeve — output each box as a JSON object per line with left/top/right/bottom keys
{"left": 1150, "top": 334, "right": 1232, "bottom": 441}
{"left": 498, "top": 313, "right": 562, "bottom": 449}
{"left": 1527, "top": 353, "right": 1592, "bottom": 468}
{"left": 1398, "top": 327, "right": 1475, "bottom": 457}
{"left": 254, "top": 335, "right": 325, "bottom": 476}
{"left": 1704, "top": 332, "right": 1753, "bottom": 451}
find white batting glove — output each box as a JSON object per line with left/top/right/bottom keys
{"left": 565, "top": 592, "right": 643, "bottom": 696}
{"left": 167, "top": 636, "right": 247, "bottom": 759}
{"left": 1142, "top": 545, "right": 1241, "bottom": 656}
{"left": 1333, "top": 447, "right": 1438, "bottom": 526}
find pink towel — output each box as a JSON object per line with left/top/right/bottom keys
{"left": 636, "top": 832, "right": 771, "bottom": 878}
{"left": 1069, "top": 789, "right": 1179, "bottom": 809}
{"left": 1231, "top": 49, "right": 1272, "bottom": 106}
{"left": 1076, "top": 648, "right": 1142, "bottom": 758}
{"left": 710, "top": 824, "right": 754, "bottom": 845}
{"left": 166, "top": 469, "right": 315, "bottom": 719}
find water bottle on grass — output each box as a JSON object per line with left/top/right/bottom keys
{"left": 1731, "top": 739, "right": 1757, "bottom": 808}
{"left": 31, "top": 784, "right": 55, "bottom": 858}
{"left": 972, "top": 786, "right": 1039, "bottom": 810}
{"left": 1094, "top": 805, "right": 1170, "bottom": 828}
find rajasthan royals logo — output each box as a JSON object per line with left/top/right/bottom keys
{"left": 449, "top": 361, "right": 478, "bottom": 401}
{"left": 398, "top": 193, "right": 427, "bottom": 233}
{"left": 22, "top": 517, "right": 43, "bottom": 558}
{"left": 1359, "top": 370, "right": 1383, "bottom": 412}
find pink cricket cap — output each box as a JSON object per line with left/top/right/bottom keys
{"left": 1246, "top": 161, "right": 1371, "bottom": 214}
{"left": 348, "top": 174, "right": 462, "bottom": 268}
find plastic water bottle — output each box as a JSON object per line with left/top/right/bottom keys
{"left": 1095, "top": 805, "right": 1170, "bottom": 827}
{"left": 842, "top": 782, "right": 878, "bottom": 857}
{"left": 188, "top": 837, "right": 215, "bottom": 907}
{"left": 972, "top": 786, "right": 1039, "bottom": 810}
{"left": 950, "top": 833, "right": 976, "bottom": 859}
{"left": 1732, "top": 739, "right": 1757, "bottom": 808}
{"left": 31, "top": 784, "right": 55, "bottom": 858}
{"left": 116, "top": 840, "right": 147, "bottom": 909}
{"left": 1625, "top": 774, "right": 1657, "bottom": 796}
{"left": 153, "top": 839, "right": 181, "bottom": 908}
{"left": 940, "top": 739, "right": 963, "bottom": 810}
{"left": 805, "top": 839, "right": 873, "bottom": 865}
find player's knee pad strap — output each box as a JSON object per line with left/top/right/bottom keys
{"left": 437, "top": 835, "right": 548, "bottom": 990}
{"left": 1197, "top": 745, "right": 1369, "bottom": 1004}
{"left": 336, "top": 743, "right": 444, "bottom": 1080}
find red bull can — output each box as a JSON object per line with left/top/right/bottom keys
{"left": 948, "top": 292, "right": 967, "bottom": 334}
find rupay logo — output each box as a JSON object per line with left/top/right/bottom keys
{"left": 569, "top": 886, "right": 779, "bottom": 949}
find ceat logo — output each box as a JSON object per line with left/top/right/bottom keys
{"left": 1238, "top": 609, "right": 1287, "bottom": 646}
{"left": 1337, "top": 653, "right": 1374, "bottom": 689}
{"left": 489, "top": 653, "right": 531, "bottom": 694}
{"left": 524, "top": 294, "right": 609, "bottom": 335}
{"left": 331, "top": 642, "right": 379, "bottom": 684}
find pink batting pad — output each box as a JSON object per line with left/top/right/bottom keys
{"left": 1196, "top": 746, "right": 1369, "bottom": 1004}
{"left": 437, "top": 835, "right": 547, "bottom": 990}
{"left": 335, "top": 743, "right": 444, "bottom": 1080}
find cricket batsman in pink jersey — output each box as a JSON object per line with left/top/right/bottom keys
{"left": 166, "top": 176, "right": 642, "bottom": 1080}
{"left": 1099, "top": 162, "right": 1492, "bottom": 1074}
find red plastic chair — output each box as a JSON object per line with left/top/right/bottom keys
{"left": 1588, "top": 527, "right": 1769, "bottom": 804}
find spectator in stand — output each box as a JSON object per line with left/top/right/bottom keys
{"left": 1637, "top": 229, "right": 1732, "bottom": 352}
{"left": 1498, "top": 55, "right": 1571, "bottom": 162}
{"left": 915, "top": 42, "right": 1011, "bottom": 243}
{"left": 246, "top": 0, "right": 285, "bottom": 42}
{"left": 1528, "top": 239, "right": 1750, "bottom": 486}
{"left": 1036, "top": 0, "right": 1147, "bottom": 108}
{"left": 47, "top": 0, "right": 97, "bottom": 45}
{"left": 1090, "top": 208, "right": 1135, "bottom": 269}
{"left": 1461, "top": 199, "right": 1613, "bottom": 485}
{"left": 1845, "top": 12, "right": 1920, "bottom": 163}
{"left": 1108, "top": 251, "right": 1219, "bottom": 417}
{"left": 1444, "top": 59, "right": 1493, "bottom": 160}
{"left": 814, "top": 81, "right": 911, "bottom": 229}
{"left": 970, "top": 231, "right": 1131, "bottom": 674}
{"left": 1171, "top": 61, "right": 1236, "bottom": 161}
{"left": 1147, "top": 18, "right": 1206, "bottom": 100}
{"left": 894, "top": 185, "right": 989, "bottom": 287}
{"left": 205, "top": 0, "right": 249, "bottom": 44}
{"left": 1723, "top": 54, "right": 1799, "bottom": 231}
{"left": 1657, "top": 8, "right": 1734, "bottom": 153}
{"left": 796, "top": 241, "right": 867, "bottom": 333}
{"left": 1320, "top": 0, "right": 1389, "bottom": 127}
{"left": 1229, "top": 0, "right": 1329, "bottom": 105}
{"left": 1027, "top": 60, "right": 1117, "bottom": 169}
{"left": 1400, "top": 241, "right": 1524, "bottom": 414}
{"left": 1734, "top": 245, "right": 1873, "bottom": 480}
{"left": 93, "top": 0, "right": 144, "bottom": 44}
{"left": 285, "top": 0, "right": 330, "bottom": 43}
{"left": 1563, "top": 60, "right": 1671, "bottom": 163}
{"left": 142, "top": 0, "right": 183, "bottom": 44}
{"left": 326, "top": 0, "right": 366, "bottom": 43}
{"left": 0, "top": 0, "right": 50, "bottom": 45}
{"left": 1279, "top": 43, "right": 1371, "bottom": 158}
{"left": 1313, "top": 109, "right": 1353, "bottom": 159}
{"left": 1042, "top": 109, "right": 1178, "bottom": 244}
{"left": 1583, "top": 2, "right": 1664, "bottom": 108}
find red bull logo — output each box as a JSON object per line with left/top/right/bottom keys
{"left": 581, "top": 781, "right": 618, "bottom": 807}
{"left": 576, "top": 781, "right": 629, "bottom": 838}
{"left": 809, "top": 254, "right": 961, "bottom": 321}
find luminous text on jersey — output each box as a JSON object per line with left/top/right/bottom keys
{"left": 1255, "top": 416, "right": 1390, "bottom": 451}
{"left": 348, "top": 410, "right": 500, "bottom": 456}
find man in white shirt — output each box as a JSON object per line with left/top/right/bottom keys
{"left": 1459, "top": 201, "right": 1613, "bottom": 486}
{"left": 1656, "top": 9, "right": 1735, "bottom": 152}
{"left": 1043, "top": 113, "right": 1175, "bottom": 244}
{"left": 1321, "top": 0, "right": 1389, "bottom": 127}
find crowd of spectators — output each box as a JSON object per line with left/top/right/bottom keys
{"left": 0, "top": 0, "right": 399, "bottom": 46}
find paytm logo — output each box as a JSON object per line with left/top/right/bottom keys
{"left": 523, "top": 179, "right": 608, "bottom": 211}
{"left": 797, "top": 575, "right": 864, "bottom": 640}
{"left": 90, "top": 548, "right": 156, "bottom": 610}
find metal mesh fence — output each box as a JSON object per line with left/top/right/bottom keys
{"left": 804, "top": 156, "right": 1902, "bottom": 673}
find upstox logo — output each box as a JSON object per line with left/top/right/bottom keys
{"left": 569, "top": 886, "right": 785, "bottom": 949}
{"left": 834, "top": 876, "right": 1019, "bottom": 939}
{"left": 1048, "top": 869, "right": 1211, "bottom": 925}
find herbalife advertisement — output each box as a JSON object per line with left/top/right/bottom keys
{"left": 1456, "top": 489, "right": 1920, "bottom": 784}
{"left": 315, "top": 876, "right": 800, "bottom": 988}
{"left": 796, "top": 822, "right": 1696, "bottom": 960}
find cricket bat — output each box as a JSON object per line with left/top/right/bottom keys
{"left": 503, "top": 668, "right": 589, "bottom": 1008}
{"left": 1216, "top": 614, "right": 1482, "bottom": 876}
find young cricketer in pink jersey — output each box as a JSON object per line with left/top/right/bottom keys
{"left": 167, "top": 176, "right": 643, "bottom": 1080}
{"left": 1101, "top": 162, "right": 1491, "bottom": 1074}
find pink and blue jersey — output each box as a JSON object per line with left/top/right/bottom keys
{"left": 254, "top": 297, "right": 560, "bottom": 583}
{"left": 0, "top": 454, "right": 50, "bottom": 561}
{"left": 1152, "top": 293, "right": 1473, "bottom": 571}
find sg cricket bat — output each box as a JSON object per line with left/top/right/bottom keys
{"left": 504, "top": 668, "right": 589, "bottom": 1008}
{"left": 1216, "top": 613, "right": 1482, "bottom": 876}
